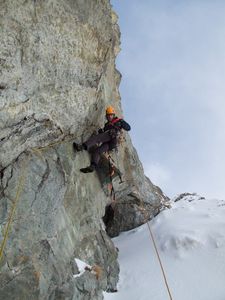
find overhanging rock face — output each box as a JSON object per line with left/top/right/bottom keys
{"left": 0, "top": 1, "right": 168, "bottom": 299}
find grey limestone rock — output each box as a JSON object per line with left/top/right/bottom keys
{"left": 0, "top": 0, "right": 168, "bottom": 299}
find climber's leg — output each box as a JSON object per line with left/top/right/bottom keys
{"left": 80, "top": 143, "right": 109, "bottom": 173}
{"left": 74, "top": 132, "right": 113, "bottom": 152}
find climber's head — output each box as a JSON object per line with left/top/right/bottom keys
{"left": 106, "top": 106, "right": 115, "bottom": 121}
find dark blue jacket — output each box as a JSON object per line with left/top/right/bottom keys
{"left": 103, "top": 117, "right": 131, "bottom": 132}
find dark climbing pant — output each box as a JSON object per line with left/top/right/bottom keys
{"left": 84, "top": 131, "right": 117, "bottom": 166}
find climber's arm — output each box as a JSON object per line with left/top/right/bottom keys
{"left": 119, "top": 119, "right": 131, "bottom": 131}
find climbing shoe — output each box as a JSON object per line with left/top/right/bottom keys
{"left": 80, "top": 163, "right": 96, "bottom": 173}
{"left": 73, "top": 142, "right": 84, "bottom": 152}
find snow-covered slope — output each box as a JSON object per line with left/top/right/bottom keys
{"left": 104, "top": 194, "right": 225, "bottom": 300}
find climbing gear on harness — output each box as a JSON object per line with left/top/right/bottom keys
{"left": 107, "top": 152, "right": 123, "bottom": 184}
{"left": 106, "top": 106, "right": 116, "bottom": 115}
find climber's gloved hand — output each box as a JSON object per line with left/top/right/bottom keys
{"left": 98, "top": 128, "right": 104, "bottom": 134}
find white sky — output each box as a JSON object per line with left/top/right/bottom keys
{"left": 111, "top": 0, "right": 225, "bottom": 200}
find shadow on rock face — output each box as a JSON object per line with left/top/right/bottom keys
{"left": 103, "top": 204, "right": 115, "bottom": 229}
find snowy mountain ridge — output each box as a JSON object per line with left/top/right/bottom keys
{"left": 154, "top": 194, "right": 225, "bottom": 256}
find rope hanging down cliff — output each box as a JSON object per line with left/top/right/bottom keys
{"left": 0, "top": 154, "right": 31, "bottom": 263}
{"left": 138, "top": 196, "right": 173, "bottom": 300}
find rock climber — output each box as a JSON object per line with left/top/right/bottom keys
{"left": 73, "top": 105, "right": 131, "bottom": 173}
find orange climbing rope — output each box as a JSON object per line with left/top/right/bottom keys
{"left": 137, "top": 197, "right": 173, "bottom": 300}
{"left": 146, "top": 221, "right": 173, "bottom": 300}
{"left": 0, "top": 154, "right": 31, "bottom": 263}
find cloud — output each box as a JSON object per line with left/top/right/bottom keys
{"left": 112, "top": 0, "right": 225, "bottom": 199}
{"left": 144, "top": 162, "right": 172, "bottom": 191}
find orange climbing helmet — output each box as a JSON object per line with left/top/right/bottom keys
{"left": 106, "top": 106, "right": 116, "bottom": 115}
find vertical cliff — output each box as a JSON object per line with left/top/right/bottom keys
{"left": 0, "top": 1, "right": 168, "bottom": 299}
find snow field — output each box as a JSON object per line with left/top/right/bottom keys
{"left": 104, "top": 196, "right": 225, "bottom": 300}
